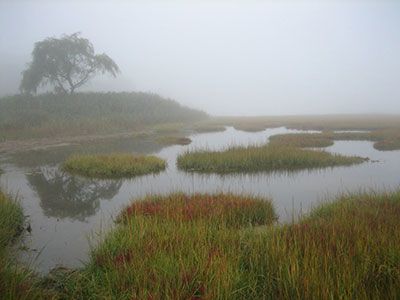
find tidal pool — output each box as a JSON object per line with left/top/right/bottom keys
{"left": 0, "top": 126, "right": 399, "bottom": 273}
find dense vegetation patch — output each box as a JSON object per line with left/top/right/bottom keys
{"left": 55, "top": 193, "right": 276, "bottom": 299}
{"left": 0, "top": 92, "right": 208, "bottom": 140}
{"left": 239, "top": 191, "right": 400, "bottom": 299}
{"left": 177, "top": 144, "right": 367, "bottom": 174}
{"left": 0, "top": 190, "right": 47, "bottom": 299}
{"left": 119, "top": 193, "right": 277, "bottom": 227}
{"left": 156, "top": 136, "right": 192, "bottom": 146}
{"left": 1, "top": 190, "right": 400, "bottom": 298}
{"left": 62, "top": 153, "right": 166, "bottom": 179}
{"left": 49, "top": 191, "right": 400, "bottom": 299}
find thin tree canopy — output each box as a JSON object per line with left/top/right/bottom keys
{"left": 20, "top": 33, "right": 120, "bottom": 94}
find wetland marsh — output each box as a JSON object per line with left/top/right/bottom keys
{"left": 1, "top": 126, "right": 399, "bottom": 276}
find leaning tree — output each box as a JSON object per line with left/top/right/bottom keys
{"left": 20, "top": 33, "right": 120, "bottom": 94}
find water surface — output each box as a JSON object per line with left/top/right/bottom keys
{"left": 1, "top": 127, "right": 399, "bottom": 273}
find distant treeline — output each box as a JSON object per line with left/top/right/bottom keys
{"left": 0, "top": 92, "right": 208, "bottom": 139}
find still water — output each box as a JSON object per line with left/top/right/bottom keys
{"left": 0, "top": 127, "right": 399, "bottom": 273}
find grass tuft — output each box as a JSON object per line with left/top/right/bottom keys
{"left": 62, "top": 153, "right": 166, "bottom": 179}
{"left": 156, "top": 136, "right": 192, "bottom": 146}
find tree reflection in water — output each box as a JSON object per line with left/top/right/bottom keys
{"left": 26, "top": 167, "right": 122, "bottom": 221}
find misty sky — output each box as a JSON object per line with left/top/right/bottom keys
{"left": 0, "top": 0, "right": 399, "bottom": 115}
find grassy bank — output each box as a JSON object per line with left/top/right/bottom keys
{"left": 177, "top": 144, "right": 367, "bottom": 174}
{"left": 0, "top": 92, "right": 208, "bottom": 141}
{"left": 62, "top": 153, "right": 166, "bottom": 179}
{"left": 53, "top": 191, "right": 399, "bottom": 299}
{"left": 239, "top": 191, "right": 400, "bottom": 299}
{"left": 0, "top": 190, "right": 46, "bottom": 299}
{"left": 1, "top": 190, "right": 399, "bottom": 298}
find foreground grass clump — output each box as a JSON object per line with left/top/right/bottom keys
{"left": 239, "top": 191, "right": 400, "bottom": 299}
{"left": 177, "top": 144, "right": 367, "bottom": 174}
{"left": 0, "top": 190, "right": 48, "bottom": 299}
{"left": 156, "top": 136, "right": 192, "bottom": 146}
{"left": 55, "top": 191, "right": 400, "bottom": 299}
{"left": 57, "top": 193, "right": 276, "bottom": 299}
{"left": 63, "top": 153, "right": 166, "bottom": 179}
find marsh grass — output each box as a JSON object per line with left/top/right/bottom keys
{"left": 55, "top": 193, "right": 276, "bottom": 299}
{"left": 269, "top": 130, "right": 400, "bottom": 151}
{"left": 191, "top": 123, "right": 226, "bottom": 133}
{"left": 177, "top": 144, "right": 367, "bottom": 174}
{"left": 209, "top": 115, "right": 400, "bottom": 131}
{"left": 51, "top": 191, "right": 400, "bottom": 299}
{"left": 0, "top": 190, "right": 48, "bottom": 300}
{"left": 62, "top": 153, "right": 166, "bottom": 179}
{"left": 239, "top": 191, "right": 400, "bottom": 299}
{"left": 0, "top": 92, "right": 207, "bottom": 141}
{"left": 233, "top": 124, "right": 267, "bottom": 132}
{"left": 156, "top": 136, "right": 192, "bottom": 146}
{"left": 269, "top": 133, "right": 334, "bottom": 148}
{"left": 1, "top": 190, "right": 399, "bottom": 298}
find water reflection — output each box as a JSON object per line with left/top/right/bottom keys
{"left": 27, "top": 167, "right": 122, "bottom": 221}
{"left": 8, "top": 136, "right": 164, "bottom": 168}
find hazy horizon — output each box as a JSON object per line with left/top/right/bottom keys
{"left": 1, "top": 0, "right": 399, "bottom": 116}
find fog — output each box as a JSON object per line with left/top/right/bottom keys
{"left": 1, "top": 0, "right": 399, "bottom": 116}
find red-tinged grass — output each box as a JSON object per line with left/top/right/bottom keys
{"left": 52, "top": 193, "right": 275, "bottom": 299}
{"left": 2, "top": 190, "right": 399, "bottom": 299}
{"left": 62, "top": 153, "right": 166, "bottom": 179}
{"left": 177, "top": 144, "right": 367, "bottom": 174}
{"left": 119, "top": 193, "right": 277, "bottom": 227}
{"left": 51, "top": 191, "right": 400, "bottom": 299}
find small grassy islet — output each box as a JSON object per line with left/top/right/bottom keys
{"left": 177, "top": 144, "right": 367, "bottom": 174}
{"left": 62, "top": 153, "right": 167, "bottom": 179}
{"left": 269, "top": 130, "right": 400, "bottom": 151}
{"left": 156, "top": 136, "right": 192, "bottom": 146}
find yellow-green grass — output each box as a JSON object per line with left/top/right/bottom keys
{"left": 1, "top": 190, "right": 399, "bottom": 298}
{"left": 54, "top": 193, "right": 276, "bottom": 299}
{"left": 0, "top": 190, "right": 48, "bottom": 299}
{"left": 52, "top": 191, "right": 400, "bottom": 299}
{"left": 62, "top": 153, "right": 166, "bottom": 179}
{"left": 239, "top": 191, "right": 400, "bottom": 299}
{"left": 156, "top": 136, "right": 192, "bottom": 146}
{"left": 177, "top": 144, "right": 367, "bottom": 174}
